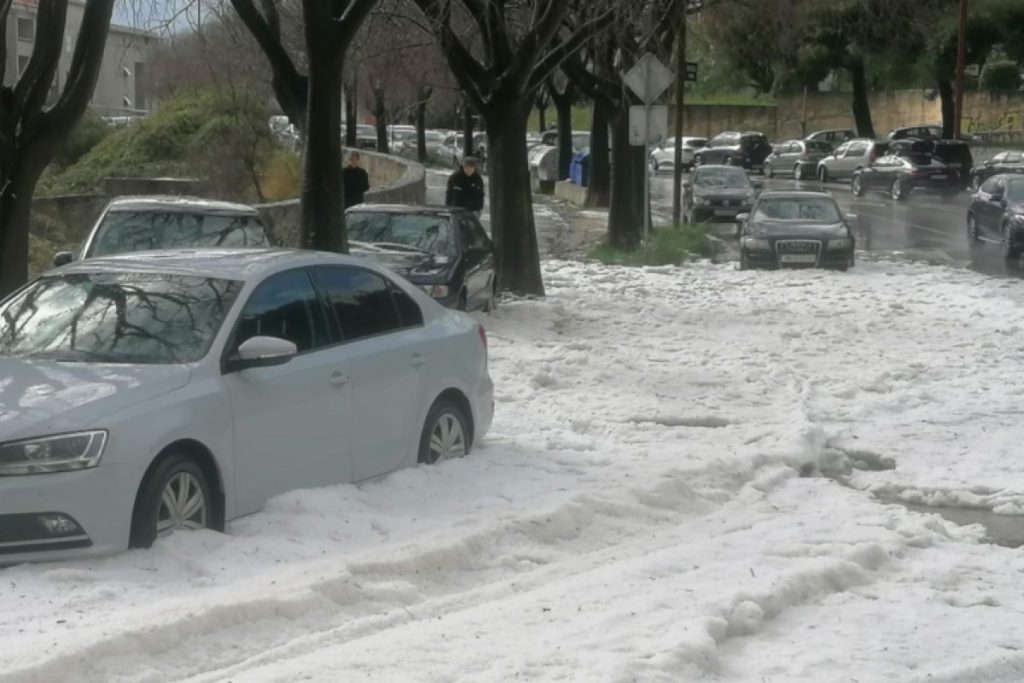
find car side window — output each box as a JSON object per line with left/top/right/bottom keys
{"left": 846, "top": 142, "right": 868, "bottom": 157}
{"left": 993, "top": 153, "right": 1007, "bottom": 163}
{"left": 315, "top": 266, "right": 404, "bottom": 342}
{"left": 834, "top": 142, "right": 850, "bottom": 156}
{"left": 235, "top": 270, "right": 329, "bottom": 353}
{"left": 1007, "top": 152, "right": 1023, "bottom": 163}
{"left": 390, "top": 282, "right": 424, "bottom": 328}
{"left": 980, "top": 177, "right": 1001, "bottom": 194}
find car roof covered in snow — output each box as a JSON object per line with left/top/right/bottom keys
{"left": 105, "top": 196, "right": 261, "bottom": 216}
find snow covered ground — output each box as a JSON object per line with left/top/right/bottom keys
{"left": 5, "top": 259, "right": 1024, "bottom": 682}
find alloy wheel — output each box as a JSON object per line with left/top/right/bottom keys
{"left": 891, "top": 178, "right": 904, "bottom": 201}
{"left": 156, "top": 472, "right": 207, "bottom": 537}
{"left": 967, "top": 214, "right": 980, "bottom": 245}
{"left": 429, "top": 413, "right": 467, "bottom": 464}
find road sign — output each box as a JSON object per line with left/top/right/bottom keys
{"left": 624, "top": 53, "right": 674, "bottom": 105}
{"left": 965, "top": 64, "right": 980, "bottom": 77}
{"left": 629, "top": 105, "right": 668, "bottom": 146}
{"left": 685, "top": 61, "right": 698, "bottom": 82}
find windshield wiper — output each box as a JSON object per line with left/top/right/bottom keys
{"left": 367, "top": 241, "right": 433, "bottom": 255}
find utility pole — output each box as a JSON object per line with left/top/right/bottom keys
{"left": 671, "top": 6, "right": 688, "bottom": 226}
{"left": 953, "top": 0, "right": 968, "bottom": 138}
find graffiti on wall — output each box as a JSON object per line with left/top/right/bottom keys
{"left": 964, "top": 110, "right": 1024, "bottom": 133}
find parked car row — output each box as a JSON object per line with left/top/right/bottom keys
{"left": 2, "top": 188, "right": 500, "bottom": 564}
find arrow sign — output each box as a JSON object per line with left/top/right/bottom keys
{"left": 624, "top": 53, "right": 674, "bottom": 105}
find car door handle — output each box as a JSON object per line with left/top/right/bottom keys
{"left": 410, "top": 353, "right": 426, "bottom": 368}
{"left": 329, "top": 371, "right": 349, "bottom": 387}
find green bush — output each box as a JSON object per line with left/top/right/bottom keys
{"left": 981, "top": 61, "right": 1022, "bottom": 92}
{"left": 588, "top": 224, "right": 714, "bottom": 267}
{"left": 51, "top": 111, "right": 112, "bottom": 170}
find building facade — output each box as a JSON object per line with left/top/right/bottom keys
{"left": 3, "top": 0, "right": 156, "bottom": 118}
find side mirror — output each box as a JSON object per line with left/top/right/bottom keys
{"left": 735, "top": 213, "right": 750, "bottom": 224}
{"left": 53, "top": 251, "right": 74, "bottom": 267}
{"left": 225, "top": 336, "right": 297, "bottom": 373}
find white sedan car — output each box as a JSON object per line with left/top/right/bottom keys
{"left": 0, "top": 249, "right": 493, "bottom": 564}
{"left": 650, "top": 137, "right": 708, "bottom": 173}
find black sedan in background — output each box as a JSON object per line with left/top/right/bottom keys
{"left": 346, "top": 205, "right": 497, "bottom": 311}
{"left": 969, "top": 151, "right": 1024, "bottom": 190}
{"left": 737, "top": 191, "right": 855, "bottom": 271}
{"left": 967, "top": 174, "right": 1024, "bottom": 259}
{"left": 851, "top": 153, "right": 962, "bottom": 201}
{"left": 682, "top": 165, "right": 760, "bottom": 227}
{"left": 694, "top": 131, "right": 773, "bottom": 171}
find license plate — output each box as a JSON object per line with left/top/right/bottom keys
{"left": 932, "top": 174, "right": 947, "bottom": 179}
{"left": 714, "top": 209, "right": 737, "bottom": 216}
{"left": 780, "top": 254, "right": 817, "bottom": 264}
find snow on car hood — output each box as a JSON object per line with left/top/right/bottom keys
{"left": 349, "top": 242, "right": 452, "bottom": 277}
{"left": 750, "top": 220, "right": 848, "bottom": 238}
{"left": 0, "top": 359, "right": 192, "bottom": 441}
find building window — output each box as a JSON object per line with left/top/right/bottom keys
{"left": 134, "top": 62, "right": 146, "bottom": 110}
{"left": 17, "top": 17, "right": 34, "bottom": 42}
{"left": 17, "top": 55, "right": 29, "bottom": 77}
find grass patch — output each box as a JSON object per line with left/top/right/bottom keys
{"left": 588, "top": 224, "right": 714, "bottom": 267}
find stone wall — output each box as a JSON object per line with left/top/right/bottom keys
{"left": 672, "top": 90, "right": 1024, "bottom": 142}
{"left": 30, "top": 148, "right": 426, "bottom": 250}
{"left": 257, "top": 147, "right": 426, "bottom": 248}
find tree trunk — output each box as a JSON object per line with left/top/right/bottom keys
{"left": 373, "top": 85, "right": 388, "bottom": 153}
{"left": 554, "top": 91, "right": 574, "bottom": 180}
{"left": 537, "top": 103, "right": 547, "bottom": 132}
{"left": 345, "top": 79, "right": 358, "bottom": 147}
{"left": 608, "top": 102, "right": 644, "bottom": 248}
{"left": 0, "top": 165, "right": 42, "bottom": 296}
{"left": 483, "top": 100, "right": 544, "bottom": 296}
{"left": 416, "top": 99, "right": 428, "bottom": 163}
{"left": 462, "top": 103, "right": 474, "bottom": 160}
{"left": 586, "top": 100, "right": 612, "bottom": 209}
{"left": 849, "top": 59, "right": 875, "bottom": 139}
{"left": 302, "top": 54, "right": 346, "bottom": 253}
{"left": 938, "top": 77, "right": 955, "bottom": 139}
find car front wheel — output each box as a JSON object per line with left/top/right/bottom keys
{"left": 1003, "top": 224, "right": 1021, "bottom": 260}
{"left": 130, "top": 454, "right": 215, "bottom": 548}
{"left": 419, "top": 399, "right": 471, "bottom": 465}
{"left": 891, "top": 178, "right": 907, "bottom": 201}
{"left": 967, "top": 214, "right": 981, "bottom": 246}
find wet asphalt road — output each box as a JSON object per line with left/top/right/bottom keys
{"left": 651, "top": 172, "right": 1024, "bottom": 280}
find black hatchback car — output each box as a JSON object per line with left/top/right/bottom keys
{"left": 737, "top": 191, "right": 855, "bottom": 270}
{"left": 967, "top": 174, "right": 1024, "bottom": 259}
{"left": 851, "top": 153, "right": 962, "bottom": 201}
{"left": 969, "top": 150, "right": 1024, "bottom": 190}
{"left": 346, "top": 205, "right": 497, "bottom": 311}
{"left": 694, "top": 131, "right": 773, "bottom": 171}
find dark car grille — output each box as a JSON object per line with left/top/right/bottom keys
{"left": 776, "top": 240, "right": 821, "bottom": 254}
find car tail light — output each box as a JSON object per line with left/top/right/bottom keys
{"left": 478, "top": 325, "right": 487, "bottom": 350}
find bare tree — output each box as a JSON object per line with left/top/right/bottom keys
{"left": 411, "top": 0, "right": 616, "bottom": 295}
{"left": 546, "top": 75, "right": 577, "bottom": 180}
{"left": 231, "top": 0, "right": 377, "bottom": 252}
{"left": 0, "top": 0, "right": 118, "bottom": 297}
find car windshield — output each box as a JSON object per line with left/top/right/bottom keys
{"left": 753, "top": 197, "right": 842, "bottom": 222}
{"left": 694, "top": 167, "right": 751, "bottom": 189}
{"left": 90, "top": 211, "right": 269, "bottom": 258}
{"left": 0, "top": 273, "right": 242, "bottom": 364}
{"left": 1007, "top": 178, "right": 1024, "bottom": 201}
{"left": 347, "top": 212, "right": 457, "bottom": 257}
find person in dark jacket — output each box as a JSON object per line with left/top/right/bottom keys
{"left": 445, "top": 157, "right": 485, "bottom": 214}
{"left": 342, "top": 152, "right": 370, "bottom": 208}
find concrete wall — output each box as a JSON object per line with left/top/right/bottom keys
{"left": 672, "top": 90, "right": 1024, "bottom": 142}
{"left": 258, "top": 148, "right": 426, "bottom": 247}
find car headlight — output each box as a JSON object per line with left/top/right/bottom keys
{"left": 694, "top": 197, "right": 710, "bottom": 206}
{"left": 0, "top": 431, "right": 107, "bottom": 476}
{"left": 421, "top": 285, "right": 450, "bottom": 299}
{"left": 828, "top": 238, "right": 853, "bottom": 250}
{"left": 743, "top": 238, "right": 771, "bottom": 251}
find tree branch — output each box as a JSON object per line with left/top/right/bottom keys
{"left": 337, "top": 0, "right": 379, "bottom": 47}
{"left": 528, "top": 5, "right": 617, "bottom": 92}
{"left": 49, "top": 0, "right": 117, "bottom": 136}
{"left": 14, "top": 0, "right": 67, "bottom": 122}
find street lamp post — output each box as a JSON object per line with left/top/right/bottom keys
{"left": 953, "top": 0, "right": 968, "bottom": 139}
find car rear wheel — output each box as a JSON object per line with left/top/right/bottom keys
{"left": 967, "top": 214, "right": 981, "bottom": 246}
{"left": 130, "top": 454, "right": 214, "bottom": 549}
{"left": 1002, "top": 224, "right": 1021, "bottom": 260}
{"left": 890, "top": 178, "right": 907, "bottom": 201}
{"left": 419, "top": 399, "right": 471, "bottom": 465}
{"left": 852, "top": 175, "right": 864, "bottom": 197}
